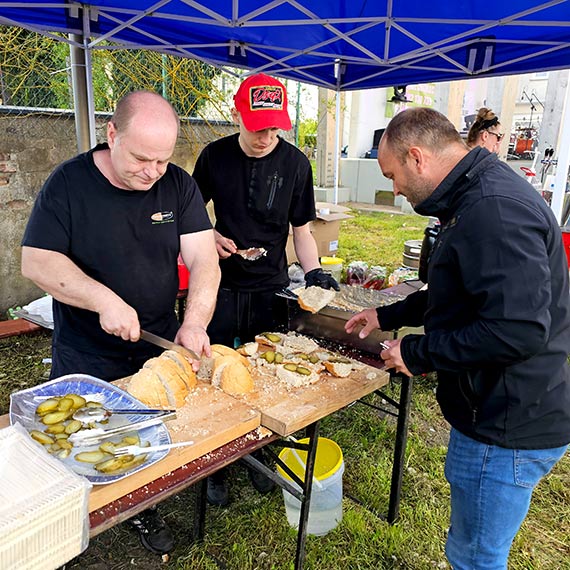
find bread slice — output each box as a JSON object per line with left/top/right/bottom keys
{"left": 236, "top": 341, "right": 259, "bottom": 356}
{"left": 297, "top": 286, "right": 336, "bottom": 313}
{"left": 152, "top": 357, "right": 189, "bottom": 407}
{"left": 282, "top": 333, "right": 320, "bottom": 354}
{"left": 275, "top": 365, "right": 319, "bottom": 387}
{"left": 128, "top": 368, "right": 170, "bottom": 408}
{"left": 127, "top": 349, "right": 198, "bottom": 408}
{"left": 323, "top": 360, "right": 353, "bottom": 378}
{"left": 162, "top": 349, "right": 197, "bottom": 391}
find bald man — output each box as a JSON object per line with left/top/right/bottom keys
{"left": 21, "top": 90, "right": 220, "bottom": 555}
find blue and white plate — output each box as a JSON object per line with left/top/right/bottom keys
{"left": 9, "top": 374, "right": 171, "bottom": 485}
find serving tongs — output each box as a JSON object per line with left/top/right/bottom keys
{"left": 72, "top": 405, "right": 175, "bottom": 424}
{"left": 68, "top": 411, "right": 176, "bottom": 445}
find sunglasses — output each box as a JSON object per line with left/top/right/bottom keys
{"left": 487, "top": 131, "right": 504, "bottom": 142}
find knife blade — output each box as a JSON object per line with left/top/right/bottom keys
{"left": 140, "top": 329, "right": 200, "bottom": 361}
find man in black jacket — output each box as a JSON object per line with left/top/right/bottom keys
{"left": 346, "top": 107, "right": 570, "bottom": 569}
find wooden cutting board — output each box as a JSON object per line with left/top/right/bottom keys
{"left": 234, "top": 361, "right": 390, "bottom": 436}
{"left": 87, "top": 380, "right": 261, "bottom": 511}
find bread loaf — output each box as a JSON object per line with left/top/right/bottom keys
{"left": 127, "top": 350, "right": 197, "bottom": 408}
{"left": 297, "top": 286, "right": 336, "bottom": 314}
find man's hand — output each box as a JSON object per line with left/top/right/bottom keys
{"left": 381, "top": 340, "right": 413, "bottom": 377}
{"left": 99, "top": 300, "right": 140, "bottom": 341}
{"left": 345, "top": 308, "right": 380, "bottom": 339}
{"left": 175, "top": 324, "right": 211, "bottom": 371}
{"left": 304, "top": 268, "right": 340, "bottom": 291}
{"left": 214, "top": 230, "right": 237, "bottom": 259}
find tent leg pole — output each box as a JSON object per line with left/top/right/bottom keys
{"left": 333, "top": 90, "right": 341, "bottom": 206}
{"left": 552, "top": 70, "right": 570, "bottom": 225}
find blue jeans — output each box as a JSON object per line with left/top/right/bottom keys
{"left": 444, "top": 428, "right": 567, "bottom": 570}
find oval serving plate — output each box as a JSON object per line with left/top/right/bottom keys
{"left": 9, "top": 373, "right": 171, "bottom": 485}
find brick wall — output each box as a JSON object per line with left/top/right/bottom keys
{"left": 0, "top": 111, "right": 238, "bottom": 316}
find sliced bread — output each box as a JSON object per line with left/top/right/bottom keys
{"left": 297, "top": 286, "right": 336, "bottom": 314}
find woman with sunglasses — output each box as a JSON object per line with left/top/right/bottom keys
{"left": 467, "top": 107, "right": 504, "bottom": 153}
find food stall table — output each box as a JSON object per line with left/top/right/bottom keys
{"left": 1, "top": 356, "right": 395, "bottom": 570}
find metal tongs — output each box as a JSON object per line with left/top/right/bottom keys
{"left": 235, "top": 247, "right": 267, "bottom": 261}
{"left": 68, "top": 411, "right": 176, "bottom": 445}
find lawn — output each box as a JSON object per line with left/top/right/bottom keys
{"left": 1, "top": 210, "right": 568, "bottom": 570}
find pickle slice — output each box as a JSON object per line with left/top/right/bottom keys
{"left": 30, "top": 430, "right": 55, "bottom": 445}
{"left": 36, "top": 398, "right": 60, "bottom": 416}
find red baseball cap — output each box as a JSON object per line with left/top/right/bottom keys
{"left": 233, "top": 73, "right": 292, "bottom": 132}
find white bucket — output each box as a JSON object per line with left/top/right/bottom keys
{"left": 277, "top": 437, "right": 344, "bottom": 536}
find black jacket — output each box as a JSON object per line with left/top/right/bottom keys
{"left": 378, "top": 148, "right": 570, "bottom": 449}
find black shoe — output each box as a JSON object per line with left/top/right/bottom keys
{"left": 248, "top": 450, "right": 276, "bottom": 495}
{"left": 207, "top": 470, "right": 229, "bottom": 507}
{"left": 127, "top": 507, "right": 174, "bottom": 555}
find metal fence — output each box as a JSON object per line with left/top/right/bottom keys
{"left": 0, "top": 25, "right": 236, "bottom": 149}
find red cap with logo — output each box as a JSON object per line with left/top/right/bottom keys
{"left": 233, "top": 73, "right": 292, "bottom": 132}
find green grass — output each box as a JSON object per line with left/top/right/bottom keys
{"left": 1, "top": 211, "right": 568, "bottom": 570}
{"left": 337, "top": 210, "right": 428, "bottom": 277}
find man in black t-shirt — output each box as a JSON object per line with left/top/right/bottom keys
{"left": 21, "top": 91, "right": 221, "bottom": 556}
{"left": 192, "top": 73, "right": 339, "bottom": 507}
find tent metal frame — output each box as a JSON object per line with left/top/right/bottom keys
{"left": 2, "top": 0, "right": 570, "bottom": 217}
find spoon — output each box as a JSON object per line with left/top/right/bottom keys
{"left": 72, "top": 406, "right": 175, "bottom": 424}
{"left": 235, "top": 247, "right": 267, "bottom": 261}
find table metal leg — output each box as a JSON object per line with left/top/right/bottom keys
{"left": 387, "top": 374, "right": 413, "bottom": 523}
{"left": 294, "top": 421, "right": 319, "bottom": 570}
{"left": 193, "top": 478, "right": 207, "bottom": 541}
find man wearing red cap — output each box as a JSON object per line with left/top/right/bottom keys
{"left": 193, "top": 73, "right": 339, "bottom": 506}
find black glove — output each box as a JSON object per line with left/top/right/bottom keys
{"left": 304, "top": 268, "right": 340, "bottom": 291}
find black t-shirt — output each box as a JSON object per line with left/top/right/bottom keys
{"left": 22, "top": 143, "right": 212, "bottom": 356}
{"left": 192, "top": 134, "right": 315, "bottom": 291}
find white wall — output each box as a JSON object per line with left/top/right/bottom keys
{"left": 346, "top": 88, "right": 389, "bottom": 158}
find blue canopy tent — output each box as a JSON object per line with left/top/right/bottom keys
{"left": 1, "top": 0, "right": 570, "bottom": 218}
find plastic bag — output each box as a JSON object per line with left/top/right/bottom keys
{"left": 363, "top": 265, "right": 387, "bottom": 290}
{"left": 346, "top": 261, "right": 369, "bottom": 286}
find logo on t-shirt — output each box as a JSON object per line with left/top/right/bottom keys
{"left": 151, "top": 211, "right": 174, "bottom": 224}
{"left": 249, "top": 86, "right": 284, "bottom": 111}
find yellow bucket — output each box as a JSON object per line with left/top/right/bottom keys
{"left": 277, "top": 437, "right": 344, "bottom": 536}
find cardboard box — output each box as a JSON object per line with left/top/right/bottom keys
{"left": 286, "top": 202, "right": 352, "bottom": 264}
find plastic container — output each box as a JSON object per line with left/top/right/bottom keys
{"left": 320, "top": 256, "right": 344, "bottom": 283}
{"left": 177, "top": 254, "right": 190, "bottom": 290}
{"left": 277, "top": 437, "right": 344, "bottom": 536}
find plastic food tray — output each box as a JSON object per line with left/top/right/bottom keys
{"left": 0, "top": 423, "right": 91, "bottom": 570}
{"left": 10, "top": 374, "right": 171, "bottom": 485}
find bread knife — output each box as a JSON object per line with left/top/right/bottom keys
{"left": 140, "top": 329, "right": 200, "bottom": 361}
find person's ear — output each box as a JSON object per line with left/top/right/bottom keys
{"left": 107, "top": 121, "right": 117, "bottom": 148}
{"left": 408, "top": 146, "right": 424, "bottom": 171}
{"left": 230, "top": 108, "right": 240, "bottom": 125}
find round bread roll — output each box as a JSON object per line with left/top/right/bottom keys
{"left": 127, "top": 349, "right": 197, "bottom": 408}
{"left": 220, "top": 361, "right": 254, "bottom": 395}
{"left": 211, "top": 344, "right": 251, "bottom": 369}
{"left": 211, "top": 354, "right": 254, "bottom": 395}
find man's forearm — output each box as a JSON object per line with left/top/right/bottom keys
{"left": 182, "top": 261, "right": 221, "bottom": 330}
{"left": 21, "top": 246, "right": 119, "bottom": 313}
{"left": 292, "top": 224, "right": 320, "bottom": 273}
